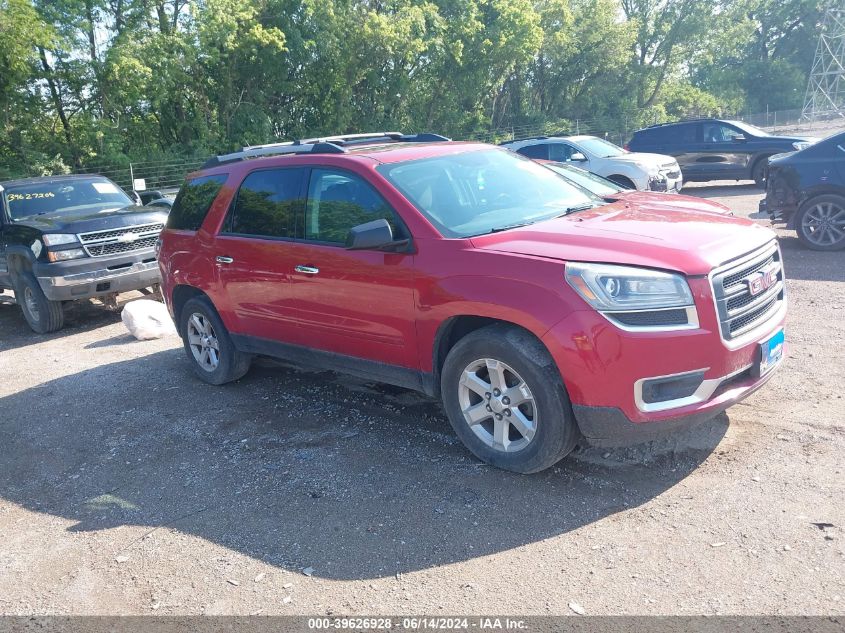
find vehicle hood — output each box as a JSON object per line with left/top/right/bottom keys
{"left": 470, "top": 201, "right": 774, "bottom": 276}
{"left": 12, "top": 204, "right": 167, "bottom": 235}
{"left": 612, "top": 191, "right": 731, "bottom": 215}
{"left": 611, "top": 152, "right": 678, "bottom": 168}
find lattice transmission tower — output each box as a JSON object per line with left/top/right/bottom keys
{"left": 803, "top": 6, "right": 845, "bottom": 119}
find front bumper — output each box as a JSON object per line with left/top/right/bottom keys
{"left": 541, "top": 277, "right": 786, "bottom": 446}
{"left": 35, "top": 249, "right": 161, "bottom": 301}
{"left": 646, "top": 173, "right": 683, "bottom": 193}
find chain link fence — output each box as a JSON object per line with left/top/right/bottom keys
{"left": 29, "top": 107, "right": 845, "bottom": 198}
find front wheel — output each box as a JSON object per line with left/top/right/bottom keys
{"left": 440, "top": 324, "right": 579, "bottom": 473}
{"left": 795, "top": 195, "right": 845, "bottom": 251}
{"left": 179, "top": 296, "right": 252, "bottom": 385}
{"left": 13, "top": 271, "right": 64, "bottom": 333}
{"left": 752, "top": 159, "right": 768, "bottom": 189}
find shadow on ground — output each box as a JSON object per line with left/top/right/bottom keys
{"left": 777, "top": 236, "right": 845, "bottom": 283}
{"left": 0, "top": 348, "right": 728, "bottom": 580}
{"left": 684, "top": 182, "right": 760, "bottom": 198}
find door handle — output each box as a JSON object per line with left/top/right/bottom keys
{"left": 216, "top": 256, "right": 234, "bottom": 264}
{"left": 294, "top": 265, "right": 319, "bottom": 275}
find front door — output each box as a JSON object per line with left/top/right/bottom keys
{"left": 213, "top": 167, "right": 307, "bottom": 341}
{"left": 282, "top": 167, "right": 417, "bottom": 368}
{"left": 695, "top": 122, "right": 749, "bottom": 179}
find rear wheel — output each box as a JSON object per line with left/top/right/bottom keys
{"left": 179, "top": 296, "right": 251, "bottom": 384}
{"left": 13, "top": 270, "right": 64, "bottom": 333}
{"left": 795, "top": 195, "right": 845, "bottom": 251}
{"left": 440, "top": 324, "right": 578, "bottom": 473}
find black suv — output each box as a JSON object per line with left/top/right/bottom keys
{"left": 627, "top": 119, "right": 814, "bottom": 188}
{"left": 0, "top": 175, "right": 167, "bottom": 333}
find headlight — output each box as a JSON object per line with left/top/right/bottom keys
{"left": 792, "top": 142, "right": 811, "bottom": 151}
{"left": 565, "top": 263, "right": 694, "bottom": 311}
{"left": 42, "top": 234, "right": 78, "bottom": 246}
{"left": 47, "top": 248, "right": 86, "bottom": 262}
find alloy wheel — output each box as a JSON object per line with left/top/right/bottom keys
{"left": 187, "top": 312, "right": 220, "bottom": 372}
{"left": 457, "top": 358, "right": 537, "bottom": 453}
{"left": 802, "top": 201, "right": 845, "bottom": 248}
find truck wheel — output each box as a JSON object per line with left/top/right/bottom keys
{"left": 13, "top": 271, "right": 64, "bottom": 333}
{"left": 179, "top": 296, "right": 251, "bottom": 385}
{"left": 440, "top": 324, "right": 578, "bottom": 473}
{"left": 795, "top": 195, "right": 845, "bottom": 251}
{"left": 752, "top": 158, "right": 769, "bottom": 189}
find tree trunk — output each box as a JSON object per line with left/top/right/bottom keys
{"left": 38, "top": 47, "right": 80, "bottom": 168}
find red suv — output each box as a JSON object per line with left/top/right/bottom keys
{"left": 158, "top": 133, "right": 786, "bottom": 473}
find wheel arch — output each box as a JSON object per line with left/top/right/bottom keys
{"left": 606, "top": 174, "right": 637, "bottom": 189}
{"left": 171, "top": 284, "right": 211, "bottom": 333}
{"left": 430, "top": 315, "right": 555, "bottom": 398}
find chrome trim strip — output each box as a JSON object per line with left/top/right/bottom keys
{"left": 634, "top": 364, "right": 753, "bottom": 413}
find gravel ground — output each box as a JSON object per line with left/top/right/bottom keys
{"left": 0, "top": 181, "right": 843, "bottom": 616}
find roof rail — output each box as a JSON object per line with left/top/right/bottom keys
{"left": 202, "top": 132, "right": 451, "bottom": 168}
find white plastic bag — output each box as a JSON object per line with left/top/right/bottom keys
{"left": 121, "top": 299, "right": 177, "bottom": 340}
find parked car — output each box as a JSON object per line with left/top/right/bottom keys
{"left": 0, "top": 174, "right": 167, "bottom": 333}
{"left": 500, "top": 134, "right": 682, "bottom": 192}
{"left": 145, "top": 197, "right": 173, "bottom": 211}
{"left": 159, "top": 132, "right": 786, "bottom": 474}
{"left": 138, "top": 189, "right": 166, "bottom": 205}
{"left": 761, "top": 130, "right": 845, "bottom": 250}
{"left": 627, "top": 118, "right": 815, "bottom": 188}
{"left": 539, "top": 161, "right": 732, "bottom": 215}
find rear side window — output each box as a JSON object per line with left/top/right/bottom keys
{"left": 227, "top": 168, "right": 307, "bottom": 238}
{"left": 168, "top": 174, "right": 227, "bottom": 231}
{"left": 516, "top": 144, "right": 549, "bottom": 160}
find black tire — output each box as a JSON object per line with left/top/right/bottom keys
{"left": 795, "top": 194, "right": 845, "bottom": 251}
{"left": 440, "top": 324, "right": 579, "bottom": 474}
{"left": 13, "top": 270, "right": 64, "bottom": 333}
{"left": 751, "top": 157, "right": 769, "bottom": 189}
{"left": 179, "top": 296, "right": 251, "bottom": 385}
{"left": 607, "top": 175, "right": 636, "bottom": 190}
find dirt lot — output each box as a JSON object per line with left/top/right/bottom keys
{"left": 0, "top": 182, "right": 843, "bottom": 616}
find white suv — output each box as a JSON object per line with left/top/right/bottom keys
{"left": 501, "top": 135, "right": 683, "bottom": 193}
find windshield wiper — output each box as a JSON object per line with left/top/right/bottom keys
{"left": 488, "top": 221, "right": 533, "bottom": 233}
{"left": 560, "top": 203, "right": 594, "bottom": 216}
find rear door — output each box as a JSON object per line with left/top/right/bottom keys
{"left": 695, "top": 122, "right": 749, "bottom": 178}
{"left": 281, "top": 167, "right": 418, "bottom": 368}
{"left": 213, "top": 167, "right": 307, "bottom": 341}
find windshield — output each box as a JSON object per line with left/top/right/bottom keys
{"left": 574, "top": 137, "right": 627, "bottom": 158}
{"left": 377, "top": 149, "right": 601, "bottom": 238}
{"left": 545, "top": 163, "right": 623, "bottom": 196}
{"left": 2, "top": 177, "right": 133, "bottom": 220}
{"left": 728, "top": 120, "right": 770, "bottom": 138}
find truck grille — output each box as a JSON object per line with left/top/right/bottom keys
{"left": 77, "top": 223, "right": 164, "bottom": 258}
{"left": 710, "top": 241, "right": 785, "bottom": 341}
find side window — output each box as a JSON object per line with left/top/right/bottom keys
{"left": 227, "top": 168, "right": 307, "bottom": 238}
{"left": 678, "top": 124, "right": 697, "bottom": 143}
{"left": 703, "top": 123, "right": 742, "bottom": 143}
{"left": 302, "top": 169, "right": 404, "bottom": 244}
{"left": 167, "top": 174, "right": 227, "bottom": 231}
{"left": 516, "top": 144, "right": 549, "bottom": 160}
{"left": 548, "top": 143, "right": 575, "bottom": 161}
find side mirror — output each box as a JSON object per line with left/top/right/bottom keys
{"left": 732, "top": 134, "right": 747, "bottom": 142}
{"left": 345, "top": 218, "right": 408, "bottom": 251}
{"left": 570, "top": 152, "right": 587, "bottom": 162}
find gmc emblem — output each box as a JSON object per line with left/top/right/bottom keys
{"left": 744, "top": 265, "right": 778, "bottom": 296}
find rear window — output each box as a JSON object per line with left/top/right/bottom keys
{"left": 167, "top": 174, "right": 227, "bottom": 231}
{"left": 635, "top": 123, "right": 695, "bottom": 144}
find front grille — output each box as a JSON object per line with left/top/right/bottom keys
{"left": 77, "top": 223, "right": 164, "bottom": 257}
{"left": 710, "top": 242, "right": 785, "bottom": 341}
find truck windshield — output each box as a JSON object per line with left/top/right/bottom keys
{"left": 377, "top": 149, "right": 601, "bottom": 238}
{"left": 2, "top": 177, "right": 133, "bottom": 220}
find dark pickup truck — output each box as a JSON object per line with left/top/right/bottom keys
{"left": 0, "top": 174, "right": 167, "bottom": 333}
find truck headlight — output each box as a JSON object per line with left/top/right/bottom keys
{"left": 42, "top": 234, "right": 79, "bottom": 246}
{"left": 565, "top": 263, "right": 694, "bottom": 311}
{"left": 47, "top": 248, "right": 86, "bottom": 262}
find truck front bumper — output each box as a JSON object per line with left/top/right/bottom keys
{"left": 35, "top": 250, "right": 161, "bottom": 301}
